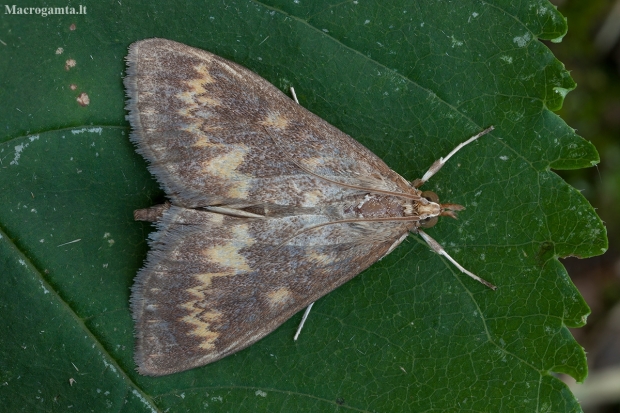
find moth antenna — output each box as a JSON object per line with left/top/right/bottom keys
{"left": 287, "top": 215, "right": 420, "bottom": 339}
{"left": 262, "top": 127, "right": 422, "bottom": 201}
{"left": 203, "top": 205, "right": 266, "bottom": 219}
{"left": 289, "top": 85, "right": 315, "bottom": 340}
{"left": 271, "top": 215, "right": 421, "bottom": 339}
{"left": 413, "top": 126, "right": 494, "bottom": 188}
{"left": 417, "top": 229, "right": 497, "bottom": 290}
{"left": 288, "top": 86, "right": 418, "bottom": 341}
{"left": 275, "top": 215, "right": 425, "bottom": 256}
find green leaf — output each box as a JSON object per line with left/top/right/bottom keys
{"left": 0, "top": 0, "right": 607, "bottom": 412}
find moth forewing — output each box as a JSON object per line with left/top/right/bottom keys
{"left": 125, "top": 38, "right": 495, "bottom": 376}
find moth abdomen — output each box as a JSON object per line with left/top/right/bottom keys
{"left": 134, "top": 202, "right": 171, "bottom": 222}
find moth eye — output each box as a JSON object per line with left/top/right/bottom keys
{"left": 421, "top": 191, "right": 439, "bottom": 203}
{"left": 419, "top": 216, "right": 439, "bottom": 228}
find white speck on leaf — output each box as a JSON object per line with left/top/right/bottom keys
{"left": 10, "top": 142, "right": 30, "bottom": 165}
{"left": 255, "top": 390, "right": 267, "bottom": 397}
{"left": 450, "top": 36, "right": 463, "bottom": 47}
{"left": 500, "top": 155, "right": 509, "bottom": 161}
{"left": 65, "top": 59, "right": 76, "bottom": 70}
{"left": 102, "top": 359, "right": 118, "bottom": 375}
{"left": 71, "top": 127, "right": 102, "bottom": 135}
{"left": 500, "top": 55, "right": 513, "bottom": 64}
{"left": 131, "top": 389, "right": 158, "bottom": 413}
{"left": 513, "top": 32, "right": 531, "bottom": 47}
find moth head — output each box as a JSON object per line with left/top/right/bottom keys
{"left": 417, "top": 191, "right": 465, "bottom": 228}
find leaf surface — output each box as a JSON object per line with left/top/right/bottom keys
{"left": 0, "top": 0, "right": 606, "bottom": 411}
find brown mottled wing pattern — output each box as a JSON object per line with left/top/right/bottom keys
{"left": 125, "top": 38, "right": 414, "bottom": 376}
{"left": 132, "top": 206, "right": 408, "bottom": 375}
{"left": 124, "top": 38, "right": 412, "bottom": 209}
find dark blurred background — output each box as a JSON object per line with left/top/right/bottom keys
{"left": 548, "top": 1, "right": 620, "bottom": 411}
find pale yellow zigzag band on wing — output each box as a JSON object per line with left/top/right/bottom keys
{"left": 171, "top": 62, "right": 253, "bottom": 199}
{"left": 308, "top": 251, "right": 337, "bottom": 266}
{"left": 176, "top": 63, "right": 220, "bottom": 136}
{"left": 181, "top": 224, "right": 256, "bottom": 349}
{"left": 192, "top": 129, "right": 224, "bottom": 148}
{"left": 260, "top": 112, "right": 289, "bottom": 130}
{"left": 201, "top": 145, "right": 252, "bottom": 199}
{"left": 203, "top": 224, "right": 256, "bottom": 272}
{"left": 180, "top": 301, "right": 222, "bottom": 351}
{"left": 266, "top": 287, "right": 293, "bottom": 309}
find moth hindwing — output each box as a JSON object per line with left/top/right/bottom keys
{"left": 124, "top": 38, "right": 493, "bottom": 376}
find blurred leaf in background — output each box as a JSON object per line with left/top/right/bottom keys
{"left": 548, "top": 1, "right": 620, "bottom": 411}
{"left": 0, "top": 0, "right": 607, "bottom": 411}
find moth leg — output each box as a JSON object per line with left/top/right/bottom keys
{"left": 293, "top": 302, "right": 314, "bottom": 341}
{"left": 413, "top": 126, "right": 494, "bottom": 188}
{"left": 417, "top": 229, "right": 497, "bottom": 290}
{"left": 290, "top": 86, "right": 300, "bottom": 104}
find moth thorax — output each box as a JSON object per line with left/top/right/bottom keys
{"left": 417, "top": 201, "right": 441, "bottom": 219}
{"left": 352, "top": 194, "right": 406, "bottom": 218}
{"left": 402, "top": 198, "right": 439, "bottom": 218}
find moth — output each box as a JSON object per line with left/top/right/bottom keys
{"left": 124, "top": 38, "right": 495, "bottom": 376}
